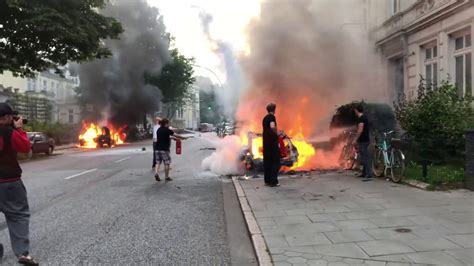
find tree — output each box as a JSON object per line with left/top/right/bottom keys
{"left": 394, "top": 80, "right": 474, "bottom": 166}
{"left": 0, "top": 0, "right": 123, "bottom": 77}
{"left": 145, "top": 48, "right": 195, "bottom": 118}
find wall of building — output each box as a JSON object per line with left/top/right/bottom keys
{"left": 0, "top": 69, "right": 82, "bottom": 124}
{"left": 371, "top": 0, "right": 473, "bottom": 100}
{"left": 0, "top": 71, "right": 27, "bottom": 93}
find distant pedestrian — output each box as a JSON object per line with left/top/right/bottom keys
{"left": 0, "top": 103, "right": 38, "bottom": 265}
{"left": 152, "top": 117, "right": 161, "bottom": 169}
{"left": 352, "top": 104, "right": 373, "bottom": 181}
{"left": 262, "top": 103, "right": 280, "bottom": 187}
{"left": 154, "top": 119, "right": 188, "bottom": 181}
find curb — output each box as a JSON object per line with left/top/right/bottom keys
{"left": 232, "top": 178, "right": 272, "bottom": 266}
{"left": 55, "top": 145, "right": 77, "bottom": 151}
{"left": 403, "top": 179, "right": 430, "bottom": 190}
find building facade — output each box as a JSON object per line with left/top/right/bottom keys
{"left": 169, "top": 86, "right": 200, "bottom": 130}
{"left": 0, "top": 68, "right": 81, "bottom": 124}
{"left": 370, "top": 0, "right": 473, "bottom": 100}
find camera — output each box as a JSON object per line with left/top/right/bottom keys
{"left": 12, "top": 111, "right": 28, "bottom": 125}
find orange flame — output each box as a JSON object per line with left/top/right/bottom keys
{"left": 78, "top": 122, "right": 127, "bottom": 148}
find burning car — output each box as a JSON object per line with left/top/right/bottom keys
{"left": 240, "top": 131, "right": 299, "bottom": 171}
{"left": 78, "top": 123, "right": 126, "bottom": 148}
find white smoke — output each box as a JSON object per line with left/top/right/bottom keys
{"left": 201, "top": 135, "right": 244, "bottom": 175}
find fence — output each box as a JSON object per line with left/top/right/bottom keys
{"left": 466, "top": 130, "right": 474, "bottom": 190}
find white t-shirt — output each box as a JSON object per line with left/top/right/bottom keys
{"left": 152, "top": 124, "right": 160, "bottom": 142}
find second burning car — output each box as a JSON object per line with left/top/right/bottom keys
{"left": 240, "top": 131, "right": 299, "bottom": 172}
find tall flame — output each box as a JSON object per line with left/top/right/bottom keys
{"left": 78, "top": 122, "right": 127, "bottom": 148}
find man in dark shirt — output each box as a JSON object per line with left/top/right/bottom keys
{"left": 0, "top": 103, "right": 38, "bottom": 265}
{"left": 262, "top": 103, "right": 280, "bottom": 187}
{"left": 352, "top": 104, "right": 373, "bottom": 181}
{"left": 154, "top": 118, "right": 187, "bottom": 182}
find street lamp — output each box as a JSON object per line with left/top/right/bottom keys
{"left": 192, "top": 64, "right": 224, "bottom": 89}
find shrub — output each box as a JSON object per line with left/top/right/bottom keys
{"left": 394, "top": 80, "right": 474, "bottom": 165}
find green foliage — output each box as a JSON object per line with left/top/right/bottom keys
{"left": 145, "top": 48, "right": 195, "bottom": 117}
{"left": 394, "top": 80, "right": 474, "bottom": 163}
{"left": 405, "top": 162, "right": 465, "bottom": 185}
{"left": 24, "top": 121, "right": 77, "bottom": 145}
{"left": 0, "top": 0, "right": 123, "bottom": 77}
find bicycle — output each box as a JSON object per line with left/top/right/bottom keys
{"left": 339, "top": 130, "right": 359, "bottom": 170}
{"left": 372, "top": 130, "right": 406, "bottom": 183}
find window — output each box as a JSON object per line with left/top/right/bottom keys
{"left": 68, "top": 109, "right": 74, "bottom": 123}
{"left": 177, "top": 108, "right": 184, "bottom": 119}
{"left": 452, "top": 30, "right": 472, "bottom": 96}
{"left": 423, "top": 42, "right": 438, "bottom": 87}
{"left": 391, "top": 0, "right": 400, "bottom": 14}
{"left": 43, "top": 80, "right": 47, "bottom": 91}
{"left": 27, "top": 78, "right": 37, "bottom": 91}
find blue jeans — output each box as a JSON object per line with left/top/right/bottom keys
{"left": 358, "top": 142, "right": 372, "bottom": 177}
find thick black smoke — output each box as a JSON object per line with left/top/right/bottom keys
{"left": 76, "top": 0, "right": 169, "bottom": 125}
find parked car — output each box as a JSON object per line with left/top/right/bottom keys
{"left": 27, "top": 132, "right": 55, "bottom": 156}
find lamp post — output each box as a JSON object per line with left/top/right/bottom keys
{"left": 192, "top": 64, "right": 224, "bottom": 89}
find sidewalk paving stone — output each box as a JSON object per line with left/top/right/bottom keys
{"left": 406, "top": 251, "right": 465, "bottom": 265}
{"left": 260, "top": 224, "right": 302, "bottom": 236}
{"left": 285, "top": 233, "right": 332, "bottom": 247}
{"left": 238, "top": 172, "right": 474, "bottom": 265}
{"left": 298, "top": 222, "right": 340, "bottom": 233}
{"left": 274, "top": 215, "right": 312, "bottom": 225}
{"left": 265, "top": 235, "right": 289, "bottom": 248}
{"left": 307, "top": 213, "right": 347, "bottom": 222}
{"left": 368, "top": 217, "right": 416, "bottom": 228}
{"left": 364, "top": 228, "right": 419, "bottom": 241}
{"left": 324, "top": 230, "right": 374, "bottom": 243}
{"left": 357, "top": 240, "right": 415, "bottom": 256}
{"left": 445, "top": 248, "right": 474, "bottom": 265}
{"left": 443, "top": 222, "right": 474, "bottom": 234}
{"left": 445, "top": 234, "right": 474, "bottom": 248}
{"left": 399, "top": 237, "right": 462, "bottom": 251}
{"left": 313, "top": 243, "right": 370, "bottom": 259}
{"left": 334, "top": 219, "right": 379, "bottom": 230}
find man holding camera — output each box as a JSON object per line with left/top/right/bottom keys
{"left": 0, "top": 103, "right": 38, "bottom": 265}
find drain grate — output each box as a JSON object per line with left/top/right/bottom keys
{"left": 394, "top": 228, "right": 412, "bottom": 233}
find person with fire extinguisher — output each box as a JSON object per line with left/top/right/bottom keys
{"left": 262, "top": 103, "right": 281, "bottom": 187}
{"left": 154, "top": 118, "right": 188, "bottom": 182}
{"left": 0, "top": 103, "right": 39, "bottom": 265}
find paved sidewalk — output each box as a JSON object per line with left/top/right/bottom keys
{"left": 238, "top": 172, "right": 474, "bottom": 265}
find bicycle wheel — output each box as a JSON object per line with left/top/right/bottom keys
{"left": 390, "top": 149, "right": 405, "bottom": 183}
{"left": 372, "top": 148, "right": 385, "bottom": 177}
{"left": 340, "top": 145, "right": 355, "bottom": 170}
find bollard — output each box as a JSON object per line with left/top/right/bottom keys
{"left": 465, "top": 130, "right": 474, "bottom": 191}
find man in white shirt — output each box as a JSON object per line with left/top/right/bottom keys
{"left": 152, "top": 117, "right": 161, "bottom": 168}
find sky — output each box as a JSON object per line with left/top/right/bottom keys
{"left": 147, "top": 0, "right": 261, "bottom": 85}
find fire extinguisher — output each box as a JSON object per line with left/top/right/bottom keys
{"left": 176, "top": 139, "right": 182, "bottom": 155}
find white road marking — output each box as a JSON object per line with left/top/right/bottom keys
{"left": 64, "top": 168, "right": 98, "bottom": 180}
{"left": 115, "top": 156, "right": 131, "bottom": 163}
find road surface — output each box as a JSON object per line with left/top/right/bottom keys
{"left": 0, "top": 134, "right": 256, "bottom": 264}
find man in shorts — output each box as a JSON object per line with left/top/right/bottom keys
{"left": 154, "top": 119, "right": 187, "bottom": 181}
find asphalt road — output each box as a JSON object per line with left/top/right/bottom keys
{"left": 0, "top": 134, "right": 256, "bottom": 265}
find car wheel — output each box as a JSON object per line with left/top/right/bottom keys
{"left": 46, "top": 146, "right": 53, "bottom": 155}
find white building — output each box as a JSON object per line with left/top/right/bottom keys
{"left": 171, "top": 86, "right": 200, "bottom": 130}
{"left": 369, "top": 0, "right": 473, "bottom": 100}
{"left": 0, "top": 68, "right": 82, "bottom": 124}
